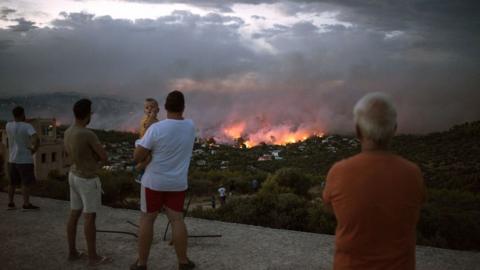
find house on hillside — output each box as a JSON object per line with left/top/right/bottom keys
{"left": 258, "top": 154, "right": 273, "bottom": 161}
{"left": 0, "top": 118, "right": 69, "bottom": 180}
{"left": 271, "top": 150, "right": 283, "bottom": 160}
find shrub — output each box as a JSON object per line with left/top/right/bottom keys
{"left": 31, "top": 179, "right": 69, "bottom": 201}
{"left": 417, "top": 188, "right": 480, "bottom": 250}
{"left": 260, "top": 168, "right": 312, "bottom": 197}
{"left": 98, "top": 170, "right": 139, "bottom": 207}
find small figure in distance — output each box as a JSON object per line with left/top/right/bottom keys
{"left": 323, "top": 92, "right": 426, "bottom": 270}
{"left": 211, "top": 194, "right": 216, "bottom": 209}
{"left": 251, "top": 179, "right": 259, "bottom": 193}
{"left": 218, "top": 186, "right": 226, "bottom": 206}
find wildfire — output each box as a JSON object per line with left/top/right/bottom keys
{"left": 221, "top": 121, "right": 324, "bottom": 147}
{"left": 222, "top": 121, "right": 246, "bottom": 139}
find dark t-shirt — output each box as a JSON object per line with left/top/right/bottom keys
{"left": 64, "top": 125, "right": 101, "bottom": 179}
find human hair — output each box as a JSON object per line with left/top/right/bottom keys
{"left": 73, "top": 99, "right": 92, "bottom": 120}
{"left": 164, "top": 90, "right": 185, "bottom": 113}
{"left": 353, "top": 92, "right": 397, "bottom": 144}
{"left": 145, "top": 98, "right": 158, "bottom": 107}
{"left": 12, "top": 106, "right": 25, "bottom": 119}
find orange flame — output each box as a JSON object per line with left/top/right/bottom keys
{"left": 222, "top": 121, "right": 324, "bottom": 147}
{"left": 222, "top": 121, "right": 246, "bottom": 139}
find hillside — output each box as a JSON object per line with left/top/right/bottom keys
{"left": 1, "top": 121, "right": 479, "bottom": 251}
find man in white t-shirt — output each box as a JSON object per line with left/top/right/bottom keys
{"left": 5, "top": 106, "right": 40, "bottom": 210}
{"left": 131, "top": 90, "right": 196, "bottom": 270}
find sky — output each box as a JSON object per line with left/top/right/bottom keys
{"left": 0, "top": 0, "right": 479, "bottom": 139}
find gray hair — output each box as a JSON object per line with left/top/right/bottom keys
{"left": 353, "top": 92, "right": 397, "bottom": 143}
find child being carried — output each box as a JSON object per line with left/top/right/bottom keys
{"left": 135, "top": 98, "right": 159, "bottom": 183}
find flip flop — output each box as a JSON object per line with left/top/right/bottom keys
{"left": 89, "top": 256, "right": 112, "bottom": 267}
{"left": 68, "top": 251, "right": 87, "bottom": 261}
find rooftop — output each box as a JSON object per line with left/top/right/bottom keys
{"left": 1, "top": 193, "right": 479, "bottom": 270}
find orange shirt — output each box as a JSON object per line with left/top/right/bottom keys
{"left": 323, "top": 151, "right": 425, "bottom": 270}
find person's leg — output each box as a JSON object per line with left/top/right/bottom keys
{"left": 19, "top": 164, "right": 36, "bottom": 207}
{"left": 79, "top": 177, "right": 107, "bottom": 264}
{"left": 67, "top": 209, "right": 82, "bottom": 258}
{"left": 7, "top": 163, "right": 20, "bottom": 205}
{"left": 67, "top": 173, "right": 83, "bottom": 259}
{"left": 8, "top": 184, "right": 15, "bottom": 205}
{"left": 84, "top": 212, "right": 101, "bottom": 261}
{"left": 22, "top": 184, "right": 31, "bottom": 205}
{"left": 165, "top": 207, "right": 189, "bottom": 264}
{"left": 137, "top": 211, "right": 158, "bottom": 266}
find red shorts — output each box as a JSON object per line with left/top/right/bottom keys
{"left": 140, "top": 186, "right": 186, "bottom": 213}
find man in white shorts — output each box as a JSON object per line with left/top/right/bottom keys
{"left": 64, "top": 99, "right": 110, "bottom": 266}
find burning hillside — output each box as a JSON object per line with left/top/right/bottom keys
{"left": 220, "top": 120, "right": 324, "bottom": 147}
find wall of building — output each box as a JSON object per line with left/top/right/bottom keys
{"left": 34, "top": 143, "right": 68, "bottom": 180}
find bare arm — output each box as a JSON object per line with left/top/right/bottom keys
{"left": 134, "top": 146, "right": 151, "bottom": 164}
{"left": 92, "top": 142, "right": 108, "bottom": 164}
{"left": 29, "top": 134, "right": 40, "bottom": 154}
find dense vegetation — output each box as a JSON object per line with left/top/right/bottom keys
{"left": 1, "top": 121, "right": 478, "bottom": 251}
{"left": 190, "top": 121, "right": 480, "bottom": 251}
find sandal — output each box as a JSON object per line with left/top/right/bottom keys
{"left": 68, "top": 251, "right": 87, "bottom": 261}
{"left": 22, "top": 203, "right": 40, "bottom": 210}
{"left": 7, "top": 203, "right": 15, "bottom": 210}
{"left": 89, "top": 256, "right": 112, "bottom": 267}
{"left": 178, "top": 259, "right": 195, "bottom": 270}
{"left": 130, "top": 260, "right": 147, "bottom": 270}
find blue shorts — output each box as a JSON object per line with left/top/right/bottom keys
{"left": 8, "top": 163, "right": 36, "bottom": 186}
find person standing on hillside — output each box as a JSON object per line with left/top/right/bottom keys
{"left": 323, "top": 92, "right": 426, "bottom": 270}
{"left": 131, "top": 90, "right": 196, "bottom": 270}
{"left": 64, "top": 99, "right": 111, "bottom": 266}
{"left": 218, "top": 186, "right": 226, "bottom": 206}
{"left": 5, "top": 106, "right": 40, "bottom": 210}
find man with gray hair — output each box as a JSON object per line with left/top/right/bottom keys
{"left": 323, "top": 92, "right": 425, "bottom": 270}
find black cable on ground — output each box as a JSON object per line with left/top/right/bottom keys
{"left": 96, "top": 229, "right": 138, "bottom": 238}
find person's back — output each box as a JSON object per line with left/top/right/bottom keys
{"left": 323, "top": 92, "right": 425, "bottom": 270}
{"left": 324, "top": 152, "right": 424, "bottom": 270}
{"left": 131, "top": 90, "right": 196, "bottom": 270}
{"left": 5, "top": 106, "right": 40, "bottom": 210}
{"left": 64, "top": 99, "right": 110, "bottom": 266}
{"left": 64, "top": 125, "right": 101, "bottom": 178}
{"left": 6, "top": 121, "right": 36, "bottom": 164}
{"left": 140, "top": 118, "right": 195, "bottom": 191}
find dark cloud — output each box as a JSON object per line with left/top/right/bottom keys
{"left": 8, "top": 18, "right": 37, "bottom": 32}
{"left": 0, "top": 7, "right": 15, "bottom": 20}
{"left": 0, "top": 1, "right": 479, "bottom": 136}
{"left": 0, "top": 10, "right": 258, "bottom": 96}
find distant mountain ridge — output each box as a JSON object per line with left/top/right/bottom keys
{"left": 0, "top": 92, "right": 140, "bottom": 130}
